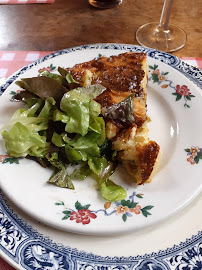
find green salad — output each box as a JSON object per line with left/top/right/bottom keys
{"left": 1, "top": 67, "right": 127, "bottom": 201}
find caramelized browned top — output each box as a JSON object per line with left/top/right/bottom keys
{"left": 94, "top": 89, "right": 129, "bottom": 108}
{"left": 68, "top": 52, "right": 146, "bottom": 100}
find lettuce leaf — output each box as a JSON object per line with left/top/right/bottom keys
{"left": 89, "top": 117, "right": 106, "bottom": 146}
{"left": 60, "top": 90, "right": 91, "bottom": 136}
{"left": 70, "top": 163, "right": 92, "bottom": 180}
{"left": 25, "top": 99, "right": 44, "bottom": 117}
{"left": 14, "top": 90, "right": 39, "bottom": 105}
{"left": 53, "top": 109, "right": 69, "bottom": 123}
{"left": 65, "top": 144, "right": 83, "bottom": 162}
{"left": 0, "top": 97, "right": 56, "bottom": 158}
{"left": 65, "top": 132, "right": 101, "bottom": 162}
{"left": 16, "top": 76, "right": 68, "bottom": 104}
{"left": 99, "top": 179, "right": 127, "bottom": 201}
{"left": 89, "top": 99, "right": 101, "bottom": 120}
{"left": 88, "top": 157, "right": 114, "bottom": 179}
{"left": 66, "top": 73, "right": 80, "bottom": 84}
{"left": 0, "top": 110, "right": 46, "bottom": 134}
{"left": 2, "top": 73, "right": 127, "bottom": 201}
{"left": 45, "top": 152, "right": 65, "bottom": 169}
{"left": 58, "top": 66, "right": 68, "bottom": 77}
{"left": 49, "top": 166, "right": 74, "bottom": 189}
{"left": 60, "top": 86, "right": 105, "bottom": 136}
{"left": 104, "top": 93, "right": 135, "bottom": 126}
{"left": 38, "top": 97, "right": 56, "bottom": 119}
{"left": 51, "top": 132, "right": 65, "bottom": 147}
{"left": 40, "top": 70, "right": 68, "bottom": 87}
{"left": 1, "top": 122, "right": 49, "bottom": 158}
{"left": 88, "top": 157, "right": 126, "bottom": 201}
{"left": 73, "top": 84, "right": 106, "bottom": 99}
{"left": 88, "top": 157, "right": 109, "bottom": 177}
{"left": 1, "top": 98, "right": 56, "bottom": 135}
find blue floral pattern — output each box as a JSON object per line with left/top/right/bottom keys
{"left": 167, "top": 243, "right": 202, "bottom": 270}
{"left": 0, "top": 193, "right": 202, "bottom": 270}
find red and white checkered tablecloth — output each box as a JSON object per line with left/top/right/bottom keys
{"left": 0, "top": 51, "right": 54, "bottom": 78}
{"left": 0, "top": 51, "right": 201, "bottom": 80}
{"left": 0, "top": 51, "right": 201, "bottom": 270}
{"left": 0, "top": 0, "right": 54, "bottom": 4}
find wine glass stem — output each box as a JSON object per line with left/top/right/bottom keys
{"left": 159, "top": 0, "right": 174, "bottom": 30}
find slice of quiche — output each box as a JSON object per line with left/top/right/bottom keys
{"left": 66, "top": 52, "right": 160, "bottom": 185}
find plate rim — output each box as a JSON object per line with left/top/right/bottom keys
{"left": 0, "top": 189, "right": 202, "bottom": 269}
{"left": 0, "top": 43, "right": 202, "bottom": 95}
{"left": 0, "top": 43, "right": 202, "bottom": 270}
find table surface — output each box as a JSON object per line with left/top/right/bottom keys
{"left": 0, "top": 0, "right": 202, "bottom": 57}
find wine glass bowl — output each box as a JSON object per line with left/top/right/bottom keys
{"left": 136, "top": 0, "right": 187, "bottom": 52}
{"left": 136, "top": 22, "right": 187, "bottom": 52}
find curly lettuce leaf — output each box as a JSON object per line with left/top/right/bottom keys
{"left": 0, "top": 111, "right": 46, "bottom": 134}
{"left": 1, "top": 97, "right": 56, "bottom": 137}
{"left": 60, "top": 85, "right": 105, "bottom": 136}
{"left": 60, "top": 90, "right": 91, "bottom": 136}
{"left": 0, "top": 97, "right": 56, "bottom": 158}
{"left": 1, "top": 122, "right": 49, "bottom": 158}
{"left": 70, "top": 132, "right": 100, "bottom": 155}
{"left": 65, "top": 132, "right": 101, "bottom": 162}
{"left": 0, "top": 102, "right": 50, "bottom": 136}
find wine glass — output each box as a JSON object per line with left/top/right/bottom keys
{"left": 136, "top": 0, "right": 187, "bottom": 52}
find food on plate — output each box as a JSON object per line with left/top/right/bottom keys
{"left": 0, "top": 52, "right": 160, "bottom": 201}
{"left": 67, "top": 52, "right": 160, "bottom": 185}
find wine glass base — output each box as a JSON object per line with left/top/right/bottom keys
{"left": 136, "top": 22, "right": 187, "bottom": 52}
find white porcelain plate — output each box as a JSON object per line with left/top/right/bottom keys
{"left": 0, "top": 44, "right": 202, "bottom": 236}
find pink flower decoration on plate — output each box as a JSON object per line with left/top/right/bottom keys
{"left": 176, "top": 85, "right": 191, "bottom": 97}
{"left": 70, "top": 209, "right": 97, "bottom": 225}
